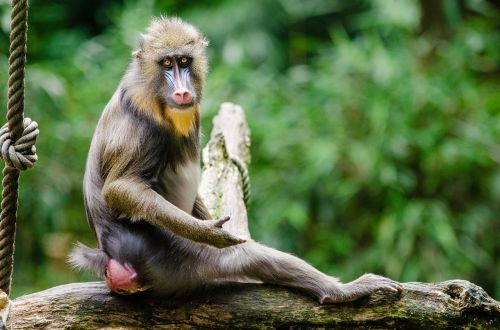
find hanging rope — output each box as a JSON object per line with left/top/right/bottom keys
{"left": 229, "top": 155, "right": 250, "bottom": 207}
{"left": 0, "top": 0, "right": 38, "bottom": 296}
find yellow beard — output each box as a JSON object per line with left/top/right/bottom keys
{"left": 164, "top": 105, "right": 198, "bottom": 136}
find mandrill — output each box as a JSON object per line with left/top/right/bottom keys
{"left": 70, "top": 17, "right": 402, "bottom": 303}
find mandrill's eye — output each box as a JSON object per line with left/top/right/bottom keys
{"left": 178, "top": 56, "right": 191, "bottom": 68}
{"left": 162, "top": 57, "right": 173, "bottom": 68}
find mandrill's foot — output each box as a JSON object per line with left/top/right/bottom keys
{"left": 320, "top": 274, "right": 402, "bottom": 304}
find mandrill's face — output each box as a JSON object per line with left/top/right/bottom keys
{"left": 159, "top": 54, "right": 196, "bottom": 109}
{"left": 136, "top": 18, "right": 209, "bottom": 112}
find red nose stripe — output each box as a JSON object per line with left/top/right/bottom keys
{"left": 172, "top": 61, "right": 193, "bottom": 105}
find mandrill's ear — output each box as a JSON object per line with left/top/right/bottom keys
{"left": 132, "top": 49, "right": 143, "bottom": 59}
{"left": 200, "top": 38, "right": 209, "bottom": 48}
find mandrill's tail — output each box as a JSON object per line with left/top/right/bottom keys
{"left": 68, "top": 242, "right": 108, "bottom": 277}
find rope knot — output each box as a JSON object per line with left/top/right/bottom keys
{"left": 0, "top": 118, "right": 39, "bottom": 170}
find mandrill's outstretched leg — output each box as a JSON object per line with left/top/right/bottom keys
{"left": 199, "top": 241, "right": 402, "bottom": 303}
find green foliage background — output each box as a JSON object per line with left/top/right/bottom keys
{"left": 0, "top": 0, "right": 499, "bottom": 299}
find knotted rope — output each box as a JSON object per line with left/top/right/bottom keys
{"left": 0, "top": 0, "right": 38, "bottom": 296}
{"left": 0, "top": 119, "right": 38, "bottom": 170}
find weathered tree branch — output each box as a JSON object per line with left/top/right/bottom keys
{"left": 5, "top": 103, "right": 500, "bottom": 329}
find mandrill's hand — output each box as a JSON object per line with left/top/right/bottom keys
{"left": 196, "top": 216, "right": 246, "bottom": 248}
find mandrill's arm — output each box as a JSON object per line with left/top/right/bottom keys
{"left": 100, "top": 155, "right": 245, "bottom": 248}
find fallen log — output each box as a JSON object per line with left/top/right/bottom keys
{"left": 8, "top": 279, "right": 500, "bottom": 329}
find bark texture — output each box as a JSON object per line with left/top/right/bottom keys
{"left": 6, "top": 103, "right": 500, "bottom": 329}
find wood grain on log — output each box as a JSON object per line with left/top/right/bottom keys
{"left": 6, "top": 103, "right": 500, "bottom": 329}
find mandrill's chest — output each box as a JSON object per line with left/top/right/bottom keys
{"left": 159, "top": 159, "right": 201, "bottom": 214}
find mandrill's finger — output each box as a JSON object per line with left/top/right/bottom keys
{"left": 213, "top": 231, "right": 246, "bottom": 248}
{"left": 227, "top": 233, "right": 246, "bottom": 245}
{"left": 215, "top": 216, "right": 231, "bottom": 228}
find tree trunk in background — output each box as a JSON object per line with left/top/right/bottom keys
{"left": 419, "top": 0, "right": 449, "bottom": 37}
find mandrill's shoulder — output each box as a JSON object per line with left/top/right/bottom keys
{"left": 96, "top": 87, "right": 152, "bottom": 140}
